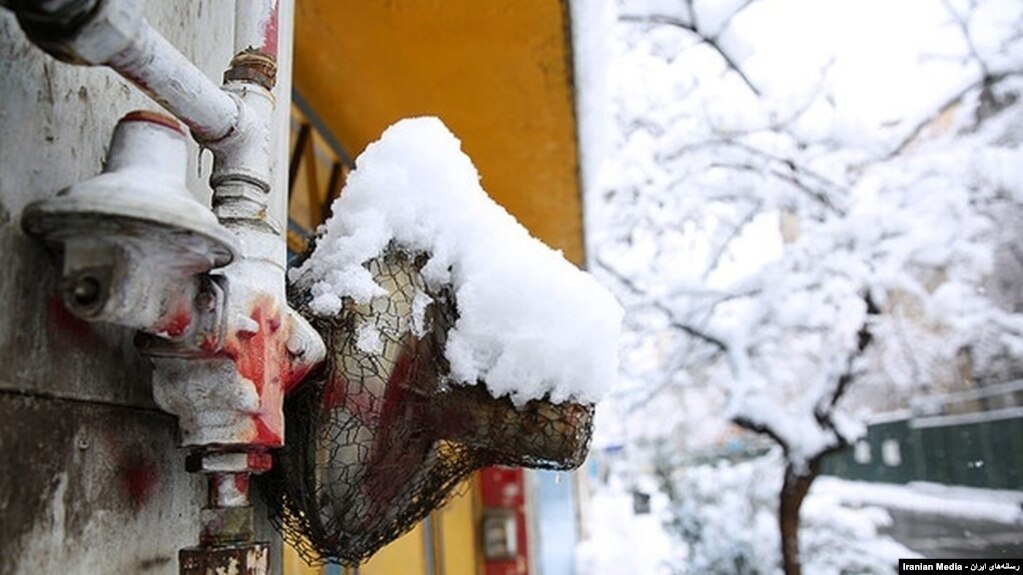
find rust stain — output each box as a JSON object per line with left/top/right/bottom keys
{"left": 233, "top": 473, "right": 250, "bottom": 496}
{"left": 121, "top": 110, "right": 186, "bottom": 135}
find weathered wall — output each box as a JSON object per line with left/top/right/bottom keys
{"left": 0, "top": 3, "right": 284, "bottom": 573}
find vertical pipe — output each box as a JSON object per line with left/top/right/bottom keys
{"left": 235, "top": 0, "right": 279, "bottom": 57}
{"left": 269, "top": 0, "right": 293, "bottom": 234}
{"left": 208, "top": 473, "right": 251, "bottom": 508}
{"left": 422, "top": 514, "right": 437, "bottom": 575}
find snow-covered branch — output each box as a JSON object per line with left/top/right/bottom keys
{"left": 618, "top": 3, "right": 762, "bottom": 96}
{"left": 594, "top": 258, "right": 730, "bottom": 353}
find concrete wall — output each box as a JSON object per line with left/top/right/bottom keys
{"left": 0, "top": 3, "right": 285, "bottom": 573}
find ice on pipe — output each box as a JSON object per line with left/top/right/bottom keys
{"left": 290, "top": 117, "right": 623, "bottom": 405}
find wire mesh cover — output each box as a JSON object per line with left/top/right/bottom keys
{"left": 260, "top": 246, "right": 594, "bottom": 566}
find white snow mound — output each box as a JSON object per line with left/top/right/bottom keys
{"left": 291, "top": 117, "right": 624, "bottom": 405}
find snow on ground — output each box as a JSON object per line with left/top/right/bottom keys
{"left": 579, "top": 467, "right": 1023, "bottom": 575}
{"left": 576, "top": 476, "right": 917, "bottom": 575}
{"left": 576, "top": 481, "right": 677, "bottom": 575}
{"left": 291, "top": 117, "right": 623, "bottom": 405}
{"left": 812, "top": 477, "right": 1023, "bottom": 525}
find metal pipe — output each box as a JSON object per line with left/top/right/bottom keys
{"left": 2, "top": 0, "right": 100, "bottom": 38}
{"left": 209, "top": 473, "right": 251, "bottom": 508}
{"left": 106, "top": 20, "right": 238, "bottom": 142}
{"left": 5, "top": 0, "right": 239, "bottom": 142}
{"left": 13, "top": 4, "right": 323, "bottom": 572}
{"left": 234, "top": 0, "right": 278, "bottom": 58}
{"left": 208, "top": 1, "right": 281, "bottom": 219}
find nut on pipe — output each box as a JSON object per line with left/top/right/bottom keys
{"left": 180, "top": 544, "right": 268, "bottom": 575}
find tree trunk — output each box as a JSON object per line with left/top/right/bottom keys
{"left": 778, "top": 459, "right": 821, "bottom": 575}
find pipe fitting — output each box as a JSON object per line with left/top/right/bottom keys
{"left": 180, "top": 544, "right": 268, "bottom": 575}
{"left": 205, "top": 87, "right": 275, "bottom": 205}
{"left": 224, "top": 49, "right": 278, "bottom": 91}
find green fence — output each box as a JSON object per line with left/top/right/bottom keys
{"left": 822, "top": 410, "right": 1023, "bottom": 490}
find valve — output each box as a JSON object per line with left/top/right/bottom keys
{"left": 22, "top": 111, "right": 238, "bottom": 343}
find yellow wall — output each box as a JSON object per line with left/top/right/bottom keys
{"left": 293, "top": 0, "right": 585, "bottom": 265}
{"left": 283, "top": 542, "right": 320, "bottom": 575}
{"left": 359, "top": 523, "right": 429, "bottom": 575}
{"left": 437, "top": 485, "right": 482, "bottom": 575}
{"left": 358, "top": 483, "right": 480, "bottom": 575}
{"left": 278, "top": 481, "right": 480, "bottom": 575}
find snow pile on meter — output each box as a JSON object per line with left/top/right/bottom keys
{"left": 291, "top": 117, "right": 623, "bottom": 405}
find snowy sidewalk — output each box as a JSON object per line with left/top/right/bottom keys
{"left": 812, "top": 477, "right": 1023, "bottom": 559}
{"left": 811, "top": 477, "right": 1023, "bottom": 525}
{"left": 576, "top": 486, "right": 677, "bottom": 575}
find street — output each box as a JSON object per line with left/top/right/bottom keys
{"left": 884, "top": 508, "right": 1023, "bottom": 560}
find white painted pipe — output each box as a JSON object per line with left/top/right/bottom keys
{"left": 8, "top": 0, "right": 286, "bottom": 204}
{"left": 234, "top": 0, "right": 279, "bottom": 58}
{"left": 6, "top": 0, "right": 240, "bottom": 142}
{"left": 106, "top": 20, "right": 239, "bottom": 142}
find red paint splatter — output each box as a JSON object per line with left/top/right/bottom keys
{"left": 115, "top": 67, "right": 150, "bottom": 94}
{"left": 46, "top": 295, "right": 99, "bottom": 348}
{"left": 246, "top": 451, "right": 272, "bottom": 472}
{"left": 120, "top": 459, "right": 158, "bottom": 509}
{"left": 154, "top": 307, "right": 192, "bottom": 338}
{"left": 233, "top": 473, "right": 250, "bottom": 495}
{"left": 252, "top": 418, "right": 281, "bottom": 446}
{"left": 262, "top": 2, "right": 279, "bottom": 58}
{"left": 222, "top": 297, "right": 290, "bottom": 447}
{"left": 284, "top": 359, "right": 314, "bottom": 394}
{"left": 198, "top": 332, "right": 220, "bottom": 352}
{"left": 121, "top": 110, "right": 185, "bottom": 135}
{"left": 361, "top": 339, "right": 437, "bottom": 514}
{"left": 321, "top": 374, "right": 346, "bottom": 411}
{"left": 214, "top": 295, "right": 323, "bottom": 448}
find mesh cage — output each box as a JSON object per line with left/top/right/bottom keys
{"left": 260, "top": 246, "right": 594, "bottom": 566}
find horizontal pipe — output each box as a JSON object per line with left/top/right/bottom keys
{"left": 4, "top": 0, "right": 238, "bottom": 142}
{"left": 106, "top": 20, "right": 238, "bottom": 142}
